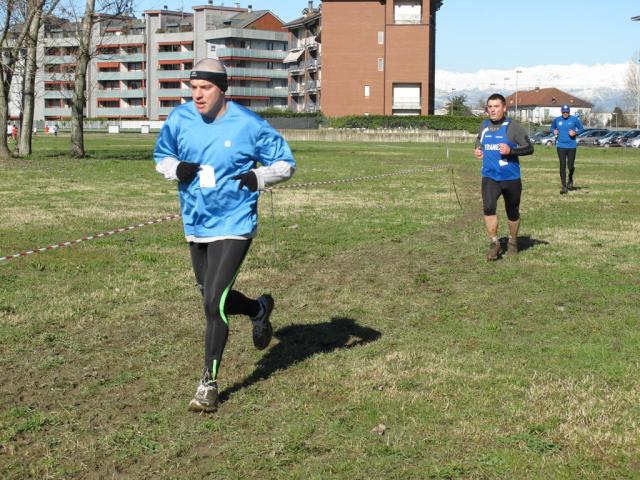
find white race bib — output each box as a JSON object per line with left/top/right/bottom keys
{"left": 499, "top": 160, "right": 508, "bottom": 167}
{"left": 199, "top": 165, "right": 216, "bottom": 188}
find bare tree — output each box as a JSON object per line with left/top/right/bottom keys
{"left": 17, "top": 0, "right": 60, "bottom": 156}
{"left": 0, "top": 0, "right": 36, "bottom": 158}
{"left": 625, "top": 52, "right": 640, "bottom": 128}
{"left": 68, "top": 0, "right": 134, "bottom": 157}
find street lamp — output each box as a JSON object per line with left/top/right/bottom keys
{"left": 515, "top": 70, "right": 523, "bottom": 121}
{"left": 450, "top": 87, "right": 456, "bottom": 116}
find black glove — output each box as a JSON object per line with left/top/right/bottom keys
{"left": 231, "top": 170, "right": 258, "bottom": 192}
{"left": 176, "top": 162, "right": 200, "bottom": 183}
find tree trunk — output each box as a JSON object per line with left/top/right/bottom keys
{"left": 19, "top": 3, "right": 43, "bottom": 157}
{"left": 70, "top": 0, "right": 95, "bottom": 158}
{"left": 0, "top": 68, "right": 14, "bottom": 159}
{"left": 0, "top": 0, "right": 15, "bottom": 160}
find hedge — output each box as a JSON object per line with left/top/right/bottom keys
{"left": 327, "top": 115, "right": 482, "bottom": 132}
{"left": 256, "top": 109, "right": 323, "bottom": 119}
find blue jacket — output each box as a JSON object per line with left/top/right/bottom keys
{"left": 551, "top": 114, "right": 584, "bottom": 149}
{"left": 154, "top": 101, "right": 295, "bottom": 239}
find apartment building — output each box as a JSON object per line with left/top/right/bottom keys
{"left": 321, "top": 0, "right": 443, "bottom": 116}
{"left": 283, "top": 2, "right": 322, "bottom": 113}
{"left": 197, "top": 5, "right": 289, "bottom": 112}
{"left": 33, "top": 4, "right": 288, "bottom": 122}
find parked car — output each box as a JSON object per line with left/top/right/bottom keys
{"left": 576, "top": 129, "right": 609, "bottom": 145}
{"left": 538, "top": 132, "right": 556, "bottom": 146}
{"left": 629, "top": 136, "right": 640, "bottom": 148}
{"left": 596, "top": 131, "right": 626, "bottom": 147}
{"left": 615, "top": 129, "right": 640, "bottom": 146}
{"left": 530, "top": 131, "right": 551, "bottom": 144}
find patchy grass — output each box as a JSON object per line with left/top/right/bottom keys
{"left": 1, "top": 135, "right": 639, "bottom": 479}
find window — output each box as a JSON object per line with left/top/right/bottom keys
{"left": 364, "top": 85, "right": 370, "bottom": 97}
{"left": 377, "top": 58, "right": 384, "bottom": 72}
{"left": 160, "top": 99, "right": 181, "bottom": 108}
{"left": 160, "top": 81, "right": 181, "bottom": 89}
{"left": 159, "top": 44, "right": 181, "bottom": 52}
{"left": 394, "top": 1, "right": 422, "bottom": 24}
{"left": 378, "top": 32, "right": 384, "bottom": 45}
{"left": 98, "top": 100, "right": 120, "bottom": 108}
{"left": 392, "top": 83, "right": 421, "bottom": 114}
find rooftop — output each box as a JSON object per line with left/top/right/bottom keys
{"left": 505, "top": 87, "right": 592, "bottom": 109}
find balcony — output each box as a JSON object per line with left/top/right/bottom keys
{"left": 289, "top": 64, "right": 304, "bottom": 75}
{"left": 43, "top": 107, "right": 72, "bottom": 117}
{"left": 96, "top": 53, "right": 145, "bottom": 62}
{"left": 44, "top": 90, "right": 74, "bottom": 99}
{"left": 305, "top": 59, "right": 320, "bottom": 71}
{"left": 157, "top": 51, "right": 194, "bottom": 61}
{"left": 156, "top": 70, "right": 191, "bottom": 79}
{"left": 227, "top": 87, "right": 289, "bottom": 98}
{"left": 96, "top": 107, "right": 146, "bottom": 117}
{"left": 42, "top": 73, "right": 73, "bottom": 81}
{"left": 44, "top": 55, "right": 76, "bottom": 64}
{"left": 97, "top": 71, "right": 145, "bottom": 81}
{"left": 96, "top": 89, "right": 147, "bottom": 99}
{"left": 306, "top": 80, "right": 322, "bottom": 93}
{"left": 226, "top": 67, "right": 289, "bottom": 79}
{"left": 289, "top": 84, "right": 304, "bottom": 95}
{"left": 156, "top": 88, "right": 192, "bottom": 98}
{"left": 158, "top": 106, "right": 180, "bottom": 117}
{"left": 215, "top": 47, "right": 287, "bottom": 61}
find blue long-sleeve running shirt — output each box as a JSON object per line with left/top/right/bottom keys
{"left": 154, "top": 101, "right": 295, "bottom": 240}
{"left": 550, "top": 114, "right": 584, "bottom": 149}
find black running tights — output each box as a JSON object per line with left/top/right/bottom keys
{"left": 189, "top": 239, "right": 259, "bottom": 381}
{"left": 557, "top": 147, "right": 576, "bottom": 187}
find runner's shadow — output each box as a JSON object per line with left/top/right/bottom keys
{"left": 497, "top": 236, "right": 549, "bottom": 255}
{"left": 219, "top": 317, "right": 381, "bottom": 403}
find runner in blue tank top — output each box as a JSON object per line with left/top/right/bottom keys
{"left": 474, "top": 93, "right": 534, "bottom": 261}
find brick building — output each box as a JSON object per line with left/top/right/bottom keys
{"left": 320, "top": 0, "right": 443, "bottom": 117}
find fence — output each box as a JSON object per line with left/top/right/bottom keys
{"left": 281, "top": 128, "right": 475, "bottom": 143}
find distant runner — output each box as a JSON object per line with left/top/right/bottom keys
{"left": 551, "top": 104, "right": 584, "bottom": 194}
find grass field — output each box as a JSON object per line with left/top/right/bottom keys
{"left": 1, "top": 134, "right": 639, "bottom": 479}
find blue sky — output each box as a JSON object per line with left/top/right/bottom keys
{"left": 135, "top": 0, "right": 640, "bottom": 71}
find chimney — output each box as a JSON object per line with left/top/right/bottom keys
{"left": 308, "top": 1, "right": 314, "bottom": 11}
{"left": 235, "top": 2, "right": 240, "bottom": 7}
{"left": 247, "top": 4, "right": 252, "bottom": 12}
{"left": 208, "top": 0, "right": 212, "bottom": 4}
{"left": 163, "top": 4, "right": 168, "bottom": 9}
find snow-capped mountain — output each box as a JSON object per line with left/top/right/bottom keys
{"left": 435, "top": 63, "right": 634, "bottom": 112}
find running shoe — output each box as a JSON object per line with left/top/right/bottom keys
{"left": 251, "top": 294, "right": 274, "bottom": 350}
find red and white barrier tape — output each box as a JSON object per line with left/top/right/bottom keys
{"left": 0, "top": 214, "right": 180, "bottom": 263}
{"left": 1, "top": 165, "right": 453, "bottom": 263}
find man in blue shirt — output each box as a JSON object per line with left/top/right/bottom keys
{"left": 551, "top": 104, "right": 584, "bottom": 194}
{"left": 474, "top": 93, "right": 534, "bottom": 261}
{"left": 154, "top": 59, "right": 296, "bottom": 413}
